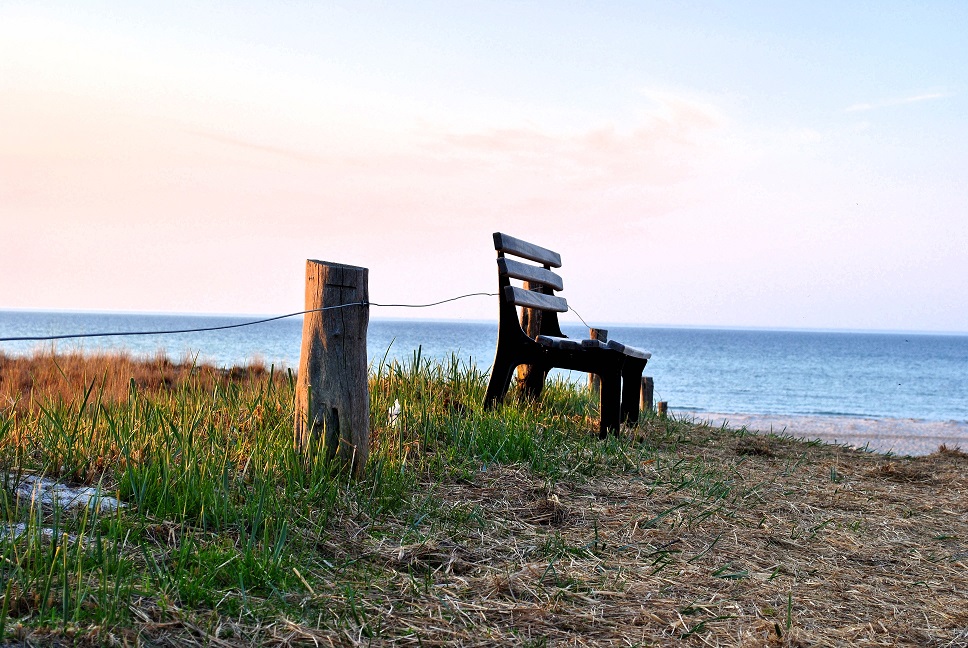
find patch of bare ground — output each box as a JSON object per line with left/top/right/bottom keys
{"left": 278, "top": 426, "right": 968, "bottom": 647}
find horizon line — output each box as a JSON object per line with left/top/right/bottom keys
{"left": 2, "top": 307, "right": 966, "bottom": 338}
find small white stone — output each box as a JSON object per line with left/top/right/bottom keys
{"left": 7, "top": 474, "right": 124, "bottom": 513}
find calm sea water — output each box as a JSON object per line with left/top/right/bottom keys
{"left": 2, "top": 310, "right": 966, "bottom": 425}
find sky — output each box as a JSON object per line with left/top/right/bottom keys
{"left": 1, "top": 1, "right": 966, "bottom": 333}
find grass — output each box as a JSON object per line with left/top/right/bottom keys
{"left": 1, "top": 349, "right": 967, "bottom": 646}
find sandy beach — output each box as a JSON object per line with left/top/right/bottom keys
{"left": 682, "top": 410, "right": 968, "bottom": 456}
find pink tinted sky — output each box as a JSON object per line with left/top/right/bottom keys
{"left": 2, "top": 2, "right": 966, "bottom": 332}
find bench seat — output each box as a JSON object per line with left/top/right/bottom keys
{"left": 536, "top": 335, "right": 652, "bottom": 360}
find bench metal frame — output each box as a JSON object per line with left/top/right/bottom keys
{"left": 483, "top": 232, "right": 650, "bottom": 437}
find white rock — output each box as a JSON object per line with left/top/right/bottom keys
{"left": 6, "top": 474, "right": 124, "bottom": 513}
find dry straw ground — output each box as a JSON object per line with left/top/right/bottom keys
{"left": 1, "top": 351, "right": 966, "bottom": 646}
{"left": 292, "top": 426, "right": 968, "bottom": 647}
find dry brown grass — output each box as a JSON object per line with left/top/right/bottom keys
{"left": 0, "top": 350, "right": 284, "bottom": 414}
{"left": 281, "top": 427, "right": 968, "bottom": 647}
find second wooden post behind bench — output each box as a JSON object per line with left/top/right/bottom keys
{"left": 588, "top": 328, "right": 608, "bottom": 394}
{"left": 294, "top": 260, "right": 370, "bottom": 477}
{"left": 641, "top": 376, "right": 654, "bottom": 415}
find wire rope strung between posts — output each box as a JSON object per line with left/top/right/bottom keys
{"left": 0, "top": 292, "right": 502, "bottom": 343}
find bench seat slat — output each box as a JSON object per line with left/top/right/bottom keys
{"left": 497, "top": 258, "right": 564, "bottom": 292}
{"left": 537, "top": 335, "right": 570, "bottom": 349}
{"left": 538, "top": 335, "right": 650, "bottom": 359}
{"left": 494, "top": 232, "right": 562, "bottom": 268}
{"left": 536, "top": 336, "right": 583, "bottom": 351}
{"left": 606, "top": 340, "right": 652, "bottom": 360}
{"left": 504, "top": 286, "right": 568, "bottom": 313}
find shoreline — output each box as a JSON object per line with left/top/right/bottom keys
{"left": 680, "top": 410, "right": 968, "bottom": 456}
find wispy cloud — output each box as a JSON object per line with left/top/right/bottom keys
{"left": 431, "top": 94, "right": 725, "bottom": 185}
{"left": 186, "top": 130, "right": 326, "bottom": 164}
{"left": 846, "top": 92, "right": 949, "bottom": 113}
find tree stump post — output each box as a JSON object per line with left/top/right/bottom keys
{"left": 294, "top": 260, "right": 370, "bottom": 477}
{"left": 517, "top": 280, "right": 545, "bottom": 399}
{"left": 588, "top": 328, "right": 608, "bottom": 394}
{"left": 640, "top": 376, "right": 654, "bottom": 415}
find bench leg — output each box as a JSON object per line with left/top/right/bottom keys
{"left": 484, "top": 354, "right": 518, "bottom": 409}
{"left": 598, "top": 373, "right": 622, "bottom": 439}
{"left": 621, "top": 359, "right": 648, "bottom": 425}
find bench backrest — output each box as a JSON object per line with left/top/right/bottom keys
{"left": 493, "top": 232, "right": 568, "bottom": 314}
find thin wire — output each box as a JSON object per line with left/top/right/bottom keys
{"left": 0, "top": 292, "right": 499, "bottom": 343}
{"left": 368, "top": 293, "right": 496, "bottom": 309}
{"left": 568, "top": 305, "right": 592, "bottom": 329}
{"left": 0, "top": 307, "right": 359, "bottom": 343}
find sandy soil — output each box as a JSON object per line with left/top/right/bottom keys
{"left": 682, "top": 410, "right": 968, "bottom": 456}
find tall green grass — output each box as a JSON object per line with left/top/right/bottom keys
{"left": 0, "top": 351, "right": 663, "bottom": 639}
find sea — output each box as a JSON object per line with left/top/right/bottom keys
{"left": 2, "top": 310, "right": 967, "bottom": 456}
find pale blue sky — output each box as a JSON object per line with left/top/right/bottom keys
{"left": 2, "top": 2, "right": 966, "bottom": 332}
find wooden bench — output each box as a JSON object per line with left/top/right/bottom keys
{"left": 483, "top": 232, "right": 651, "bottom": 437}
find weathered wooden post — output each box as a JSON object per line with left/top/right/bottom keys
{"left": 517, "top": 280, "right": 545, "bottom": 398}
{"left": 588, "top": 328, "right": 608, "bottom": 394}
{"left": 657, "top": 401, "right": 668, "bottom": 419}
{"left": 294, "top": 260, "right": 370, "bottom": 477}
{"left": 640, "top": 376, "right": 654, "bottom": 415}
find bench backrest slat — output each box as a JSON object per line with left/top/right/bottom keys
{"left": 504, "top": 286, "right": 568, "bottom": 313}
{"left": 493, "top": 232, "right": 562, "bottom": 268}
{"left": 497, "top": 258, "right": 564, "bottom": 292}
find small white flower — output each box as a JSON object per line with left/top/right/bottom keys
{"left": 388, "top": 399, "right": 401, "bottom": 427}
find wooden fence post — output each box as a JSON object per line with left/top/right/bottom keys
{"left": 517, "top": 280, "right": 545, "bottom": 398}
{"left": 588, "top": 328, "right": 608, "bottom": 394}
{"left": 640, "top": 376, "right": 654, "bottom": 415}
{"left": 657, "top": 401, "right": 668, "bottom": 419}
{"left": 294, "top": 260, "right": 370, "bottom": 477}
